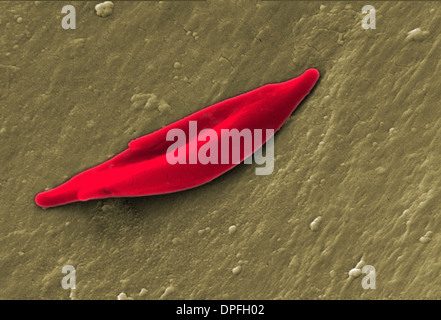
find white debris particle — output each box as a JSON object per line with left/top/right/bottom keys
{"left": 406, "top": 28, "right": 429, "bottom": 41}
{"left": 419, "top": 236, "right": 430, "bottom": 244}
{"left": 232, "top": 266, "right": 242, "bottom": 275}
{"left": 173, "top": 62, "right": 182, "bottom": 69}
{"left": 139, "top": 288, "right": 148, "bottom": 297}
{"left": 95, "top": 1, "right": 114, "bottom": 18}
{"left": 309, "top": 216, "right": 322, "bottom": 232}
{"left": 160, "top": 286, "right": 175, "bottom": 299}
{"left": 348, "top": 268, "right": 362, "bottom": 278}
{"left": 229, "top": 225, "right": 237, "bottom": 234}
{"left": 117, "top": 292, "right": 128, "bottom": 300}
{"left": 419, "top": 231, "right": 433, "bottom": 244}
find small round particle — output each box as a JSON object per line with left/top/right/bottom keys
{"left": 139, "top": 288, "right": 148, "bottom": 297}
{"left": 16, "top": 17, "right": 23, "bottom": 24}
{"left": 117, "top": 292, "right": 128, "bottom": 300}
{"left": 348, "top": 268, "right": 362, "bottom": 278}
{"left": 310, "top": 216, "right": 322, "bottom": 232}
{"left": 160, "top": 286, "right": 175, "bottom": 299}
{"left": 232, "top": 266, "right": 242, "bottom": 275}
{"left": 419, "top": 236, "right": 430, "bottom": 244}
{"left": 229, "top": 225, "right": 237, "bottom": 234}
{"left": 173, "top": 62, "right": 182, "bottom": 69}
{"left": 419, "top": 231, "right": 432, "bottom": 244}
{"left": 95, "top": 1, "right": 114, "bottom": 18}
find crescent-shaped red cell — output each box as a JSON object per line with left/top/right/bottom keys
{"left": 35, "top": 68, "right": 319, "bottom": 208}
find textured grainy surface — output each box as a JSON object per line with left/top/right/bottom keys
{"left": 1, "top": 0, "right": 441, "bottom": 299}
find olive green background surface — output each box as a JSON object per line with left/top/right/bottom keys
{"left": 1, "top": 0, "right": 440, "bottom": 299}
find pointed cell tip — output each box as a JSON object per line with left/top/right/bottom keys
{"left": 35, "top": 192, "right": 52, "bottom": 208}
{"left": 307, "top": 68, "right": 320, "bottom": 78}
{"left": 302, "top": 68, "right": 320, "bottom": 85}
{"left": 35, "top": 186, "right": 80, "bottom": 208}
{"left": 281, "top": 68, "right": 320, "bottom": 99}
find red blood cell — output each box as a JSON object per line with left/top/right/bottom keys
{"left": 35, "top": 68, "right": 319, "bottom": 208}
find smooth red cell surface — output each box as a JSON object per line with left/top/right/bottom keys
{"left": 35, "top": 68, "right": 320, "bottom": 208}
